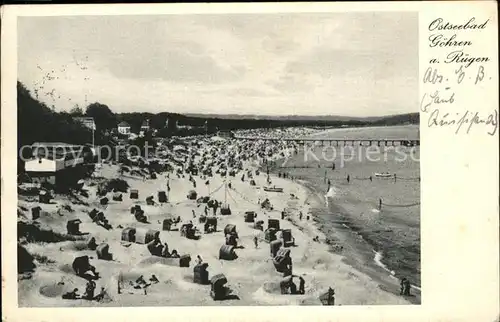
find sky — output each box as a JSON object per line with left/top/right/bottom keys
{"left": 17, "top": 13, "right": 418, "bottom": 117}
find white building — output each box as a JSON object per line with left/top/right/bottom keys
{"left": 25, "top": 142, "right": 92, "bottom": 186}
{"left": 141, "top": 119, "right": 150, "bottom": 132}
{"left": 139, "top": 119, "right": 150, "bottom": 136}
{"left": 117, "top": 121, "right": 131, "bottom": 135}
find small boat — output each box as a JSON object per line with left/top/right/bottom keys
{"left": 374, "top": 172, "right": 393, "bottom": 178}
{"left": 264, "top": 186, "right": 283, "bottom": 193}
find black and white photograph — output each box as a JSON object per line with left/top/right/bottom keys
{"left": 15, "top": 11, "right": 423, "bottom": 307}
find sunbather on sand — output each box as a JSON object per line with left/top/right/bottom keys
{"left": 62, "top": 288, "right": 80, "bottom": 300}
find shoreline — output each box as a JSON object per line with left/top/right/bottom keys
{"left": 264, "top": 152, "right": 421, "bottom": 304}
{"left": 297, "top": 179, "right": 421, "bottom": 304}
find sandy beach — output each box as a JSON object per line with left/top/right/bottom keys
{"left": 17, "top": 130, "right": 416, "bottom": 306}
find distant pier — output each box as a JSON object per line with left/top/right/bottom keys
{"left": 234, "top": 136, "right": 420, "bottom": 147}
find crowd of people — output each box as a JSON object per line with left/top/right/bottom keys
{"left": 51, "top": 126, "right": 415, "bottom": 305}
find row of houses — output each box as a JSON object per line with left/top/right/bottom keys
{"left": 74, "top": 117, "right": 153, "bottom": 136}
{"left": 117, "top": 120, "right": 152, "bottom": 135}
{"left": 24, "top": 122, "right": 231, "bottom": 188}
{"left": 75, "top": 116, "right": 210, "bottom": 137}
{"left": 118, "top": 119, "right": 190, "bottom": 135}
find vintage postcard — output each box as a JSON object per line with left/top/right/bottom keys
{"left": 1, "top": 2, "right": 498, "bottom": 322}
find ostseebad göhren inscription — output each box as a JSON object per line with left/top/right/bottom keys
{"left": 17, "top": 12, "right": 420, "bottom": 306}
{"left": 422, "top": 17, "right": 498, "bottom": 135}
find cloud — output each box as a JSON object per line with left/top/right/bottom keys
{"left": 17, "top": 13, "right": 418, "bottom": 117}
{"left": 285, "top": 47, "right": 417, "bottom": 82}
{"left": 261, "top": 36, "right": 299, "bottom": 55}
{"left": 267, "top": 75, "right": 315, "bottom": 93}
{"left": 225, "top": 88, "right": 275, "bottom": 97}
{"left": 106, "top": 47, "right": 245, "bottom": 83}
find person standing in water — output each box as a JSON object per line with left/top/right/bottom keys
{"left": 400, "top": 278, "right": 407, "bottom": 295}
{"left": 327, "top": 287, "right": 335, "bottom": 305}
{"left": 400, "top": 277, "right": 411, "bottom": 296}
{"left": 404, "top": 278, "right": 411, "bottom": 296}
{"left": 298, "top": 277, "right": 305, "bottom": 295}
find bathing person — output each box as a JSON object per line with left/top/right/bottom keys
{"left": 161, "top": 243, "right": 170, "bottom": 258}
{"left": 400, "top": 277, "right": 411, "bottom": 296}
{"left": 136, "top": 275, "right": 146, "bottom": 285}
{"left": 196, "top": 255, "right": 203, "bottom": 265}
{"left": 299, "top": 277, "right": 305, "bottom": 295}
{"left": 94, "top": 287, "right": 106, "bottom": 302}
{"left": 83, "top": 280, "right": 96, "bottom": 300}
{"left": 327, "top": 287, "right": 335, "bottom": 305}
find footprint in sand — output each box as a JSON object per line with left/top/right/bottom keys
{"left": 252, "top": 282, "right": 306, "bottom": 305}
{"left": 39, "top": 283, "right": 69, "bottom": 298}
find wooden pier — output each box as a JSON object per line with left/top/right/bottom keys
{"left": 234, "top": 136, "right": 420, "bottom": 147}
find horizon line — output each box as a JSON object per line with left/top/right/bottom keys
{"left": 117, "top": 111, "right": 419, "bottom": 119}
